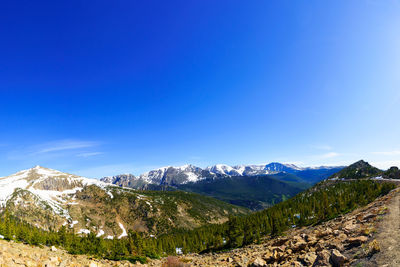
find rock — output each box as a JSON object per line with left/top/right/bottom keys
{"left": 306, "top": 235, "right": 318, "bottom": 246}
{"left": 51, "top": 246, "right": 57, "bottom": 252}
{"left": 366, "top": 239, "right": 380, "bottom": 256}
{"left": 316, "top": 228, "right": 333, "bottom": 238}
{"left": 347, "top": 236, "right": 368, "bottom": 246}
{"left": 302, "top": 252, "right": 317, "bottom": 265}
{"left": 315, "top": 241, "right": 326, "bottom": 252}
{"left": 343, "top": 222, "right": 358, "bottom": 233}
{"left": 326, "top": 238, "right": 344, "bottom": 252}
{"left": 227, "top": 257, "right": 233, "bottom": 263}
{"left": 333, "top": 230, "right": 340, "bottom": 236}
{"left": 362, "top": 213, "right": 376, "bottom": 221}
{"left": 292, "top": 241, "right": 308, "bottom": 252}
{"left": 264, "top": 249, "right": 281, "bottom": 263}
{"left": 337, "top": 233, "right": 347, "bottom": 242}
{"left": 330, "top": 249, "right": 347, "bottom": 267}
{"left": 272, "top": 237, "right": 289, "bottom": 246}
{"left": 250, "top": 257, "right": 267, "bottom": 267}
{"left": 312, "top": 250, "right": 331, "bottom": 267}
{"left": 49, "top": 256, "right": 60, "bottom": 264}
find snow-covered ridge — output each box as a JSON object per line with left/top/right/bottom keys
{"left": 102, "top": 162, "right": 344, "bottom": 187}
{"left": 0, "top": 165, "right": 111, "bottom": 214}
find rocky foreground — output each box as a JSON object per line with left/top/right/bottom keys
{"left": 0, "top": 240, "right": 136, "bottom": 267}
{"left": 0, "top": 187, "right": 398, "bottom": 267}
{"left": 148, "top": 187, "right": 400, "bottom": 266}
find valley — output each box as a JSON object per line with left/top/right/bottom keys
{"left": 101, "top": 162, "right": 343, "bottom": 210}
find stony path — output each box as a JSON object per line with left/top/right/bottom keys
{"left": 373, "top": 190, "right": 400, "bottom": 266}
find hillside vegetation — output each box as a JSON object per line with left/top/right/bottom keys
{"left": 0, "top": 166, "right": 248, "bottom": 238}
{"left": 177, "top": 174, "right": 309, "bottom": 210}
{"left": 0, "top": 179, "right": 394, "bottom": 263}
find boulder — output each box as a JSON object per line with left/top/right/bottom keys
{"left": 330, "top": 249, "right": 347, "bottom": 267}
{"left": 292, "top": 241, "right": 308, "bottom": 252}
{"left": 312, "top": 250, "right": 331, "bottom": 267}
{"left": 250, "top": 257, "right": 267, "bottom": 267}
{"left": 347, "top": 236, "right": 368, "bottom": 246}
{"left": 362, "top": 213, "right": 376, "bottom": 221}
{"left": 302, "top": 252, "right": 317, "bottom": 265}
{"left": 326, "top": 238, "right": 344, "bottom": 252}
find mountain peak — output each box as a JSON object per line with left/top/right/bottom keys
{"left": 264, "top": 162, "right": 303, "bottom": 172}
{"left": 349, "top": 160, "right": 370, "bottom": 168}
{"left": 330, "top": 160, "right": 382, "bottom": 179}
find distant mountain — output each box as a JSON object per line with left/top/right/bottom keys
{"left": 329, "top": 160, "right": 382, "bottom": 179}
{"left": 264, "top": 162, "right": 344, "bottom": 183}
{"left": 205, "top": 164, "right": 272, "bottom": 176}
{"left": 102, "top": 162, "right": 344, "bottom": 188}
{"left": 101, "top": 174, "right": 148, "bottom": 189}
{"left": 0, "top": 166, "right": 248, "bottom": 237}
{"left": 264, "top": 162, "right": 304, "bottom": 172}
{"left": 177, "top": 173, "right": 310, "bottom": 210}
{"left": 100, "top": 162, "right": 344, "bottom": 210}
{"left": 139, "top": 164, "right": 220, "bottom": 185}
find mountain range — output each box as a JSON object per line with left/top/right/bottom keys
{"left": 101, "top": 162, "right": 344, "bottom": 187}
{"left": 100, "top": 162, "right": 344, "bottom": 210}
{"left": 0, "top": 166, "right": 247, "bottom": 238}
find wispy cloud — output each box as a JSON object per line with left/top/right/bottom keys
{"left": 33, "top": 140, "right": 99, "bottom": 155}
{"left": 372, "top": 150, "right": 400, "bottom": 156}
{"left": 8, "top": 139, "right": 101, "bottom": 160}
{"left": 76, "top": 152, "right": 103, "bottom": 158}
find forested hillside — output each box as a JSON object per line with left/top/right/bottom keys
{"left": 0, "top": 180, "right": 394, "bottom": 263}
{"left": 177, "top": 174, "right": 309, "bottom": 210}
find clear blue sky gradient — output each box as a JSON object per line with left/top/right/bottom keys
{"left": 1, "top": 1, "right": 400, "bottom": 177}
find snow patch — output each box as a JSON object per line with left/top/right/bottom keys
{"left": 118, "top": 223, "right": 128, "bottom": 239}
{"left": 96, "top": 229, "right": 105, "bottom": 237}
{"left": 78, "top": 229, "right": 90, "bottom": 234}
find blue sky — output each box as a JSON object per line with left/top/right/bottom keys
{"left": 1, "top": 1, "right": 400, "bottom": 177}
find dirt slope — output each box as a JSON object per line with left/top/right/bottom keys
{"left": 360, "top": 188, "right": 400, "bottom": 266}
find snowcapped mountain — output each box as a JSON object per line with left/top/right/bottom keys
{"left": 138, "top": 164, "right": 218, "bottom": 185}
{"left": 206, "top": 164, "right": 272, "bottom": 176}
{"left": 205, "top": 164, "right": 243, "bottom": 176}
{"left": 264, "top": 162, "right": 305, "bottom": 172}
{"left": 102, "top": 162, "right": 345, "bottom": 188}
{"left": 233, "top": 165, "right": 271, "bottom": 176}
{"left": 101, "top": 174, "right": 148, "bottom": 188}
{"left": 0, "top": 165, "right": 107, "bottom": 210}
{"left": 0, "top": 166, "right": 244, "bottom": 238}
